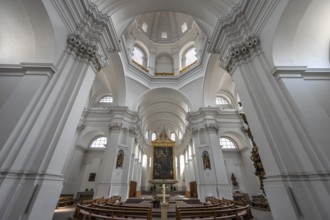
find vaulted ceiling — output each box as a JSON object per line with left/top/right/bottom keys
{"left": 88, "top": 0, "right": 240, "bottom": 141}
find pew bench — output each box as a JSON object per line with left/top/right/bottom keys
{"left": 251, "top": 196, "right": 270, "bottom": 210}
{"left": 176, "top": 204, "right": 235, "bottom": 220}
{"left": 57, "top": 194, "right": 74, "bottom": 208}
{"left": 176, "top": 204, "right": 251, "bottom": 220}
{"left": 74, "top": 203, "right": 152, "bottom": 220}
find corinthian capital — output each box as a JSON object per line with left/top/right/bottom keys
{"left": 67, "top": 34, "right": 106, "bottom": 72}
{"left": 220, "top": 35, "right": 260, "bottom": 73}
{"left": 205, "top": 123, "right": 219, "bottom": 133}
{"left": 108, "top": 123, "right": 122, "bottom": 132}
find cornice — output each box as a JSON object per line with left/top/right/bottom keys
{"left": 265, "top": 172, "right": 330, "bottom": 182}
{"left": 207, "top": 1, "right": 249, "bottom": 54}
{"left": 273, "top": 66, "right": 330, "bottom": 80}
{"left": 122, "top": 38, "right": 209, "bottom": 90}
{"left": 0, "top": 63, "right": 56, "bottom": 77}
{"left": 186, "top": 107, "right": 240, "bottom": 123}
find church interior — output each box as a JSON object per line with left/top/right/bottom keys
{"left": 0, "top": 0, "right": 330, "bottom": 219}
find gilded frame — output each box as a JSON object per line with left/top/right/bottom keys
{"left": 150, "top": 139, "right": 176, "bottom": 181}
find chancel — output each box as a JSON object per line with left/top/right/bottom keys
{"left": 0, "top": 0, "right": 330, "bottom": 220}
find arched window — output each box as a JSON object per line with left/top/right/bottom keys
{"left": 142, "top": 22, "right": 148, "bottom": 32}
{"left": 181, "top": 22, "right": 188, "bottom": 33}
{"left": 151, "top": 132, "right": 157, "bottom": 141}
{"left": 184, "top": 47, "right": 197, "bottom": 67}
{"left": 99, "top": 96, "right": 113, "bottom": 103}
{"left": 170, "top": 132, "right": 176, "bottom": 141}
{"left": 145, "top": 131, "right": 149, "bottom": 139}
{"left": 215, "top": 96, "right": 228, "bottom": 105}
{"left": 220, "top": 137, "right": 237, "bottom": 149}
{"left": 90, "top": 136, "right": 107, "bottom": 148}
{"left": 132, "top": 46, "right": 144, "bottom": 66}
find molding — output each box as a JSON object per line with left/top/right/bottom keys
{"left": 0, "top": 63, "right": 56, "bottom": 77}
{"left": 76, "top": 145, "right": 87, "bottom": 152}
{"left": 123, "top": 41, "right": 209, "bottom": 90}
{"left": 265, "top": 172, "right": 330, "bottom": 182}
{"left": 207, "top": 1, "right": 250, "bottom": 54}
{"left": 0, "top": 171, "right": 63, "bottom": 181}
{"left": 273, "top": 66, "right": 330, "bottom": 80}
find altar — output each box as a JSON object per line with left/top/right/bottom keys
{"left": 149, "top": 130, "right": 178, "bottom": 192}
{"left": 156, "top": 194, "right": 170, "bottom": 203}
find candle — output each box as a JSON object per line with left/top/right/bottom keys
{"left": 162, "top": 184, "right": 165, "bottom": 203}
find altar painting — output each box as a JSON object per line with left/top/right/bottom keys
{"left": 152, "top": 146, "right": 174, "bottom": 180}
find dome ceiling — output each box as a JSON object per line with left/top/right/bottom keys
{"left": 88, "top": 0, "right": 241, "bottom": 144}
{"left": 135, "top": 11, "right": 194, "bottom": 43}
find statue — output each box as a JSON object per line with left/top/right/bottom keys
{"left": 231, "top": 173, "right": 238, "bottom": 187}
{"left": 202, "top": 151, "right": 211, "bottom": 170}
{"left": 116, "top": 150, "right": 124, "bottom": 168}
{"left": 240, "top": 113, "right": 266, "bottom": 195}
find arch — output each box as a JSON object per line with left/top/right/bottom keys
{"left": 151, "top": 132, "right": 157, "bottom": 141}
{"left": 220, "top": 131, "right": 248, "bottom": 151}
{"left": 134, "top": 40, "right": 150, "bottom": 58}
{"left": 179, "top": 41, "right": 197, "bottom": 69}
{"left": 101, "top": 53, "right": 126, "bottom": 106}
{"left": 90, "top": 90, "right": 113, "bottom": 107}
{"left": 219, "top": 137, "right": 237, "bottom": 149}
{"left": 203, "top": 54, "right": 236, "bottom": 107}
{"left": 215, "top": 91, "right": 234, "bottom": 106}
{"left": 170, "top": 132, "right": 176, "bottom": 141}
{"left": 155, "top": 53, "right": 174, "bottom": 74}
{"left": 77, "top": 130, "right": 107, "bottom": 148}
{"left": 95, "top": 0, "right": 240, "bottom": 38}
{"left": 272, "top": 0, "right": 330, "bottom": 68}
{"left": 90, "top": 136, "right": 107, "bottom": 148}
{"left": 132, "top": 41, "right": 149, "bottom": 67}
{"left": 134, "top": 87, "right": 193, "bottom": 136}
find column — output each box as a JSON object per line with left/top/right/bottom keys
{"left": 0, "top": 38, "right": 99, "bottom": 220}
{"left": 187, "top": 109, "right": 232, "bottom": 201}
{"left": 95, "top": 123, "right": 121, "bottom": 198}
{"left": 222, "top": 35, "right": 330, "bottom": 219}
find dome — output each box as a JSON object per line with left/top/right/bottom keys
{"left": 135, "top": 11, "right": 195, "bottom": 43}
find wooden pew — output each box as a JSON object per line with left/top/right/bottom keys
{"left": 176, "top": 204, "right": 251, "bottom": 220}
{"left": 176, "top": 203, "right": 235, "bottom": 220}
{"left": 57, "top": 194, "right": 74, "bottom": 208}
{"left": 74, "top": 202, "right": 152, "bottom": 220}
{"left": 251, "top": 195, "right": 270, "bottom": 210}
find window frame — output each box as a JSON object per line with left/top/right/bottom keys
{"left": 90, "top": 136, "right": 107, "bottom": 149}
{"left": 219, "top": 137, "right": 237, "bottom": 150}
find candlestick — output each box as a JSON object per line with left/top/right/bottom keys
{"left": 162, "top": 184, "right": 166, "bottom": 203}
